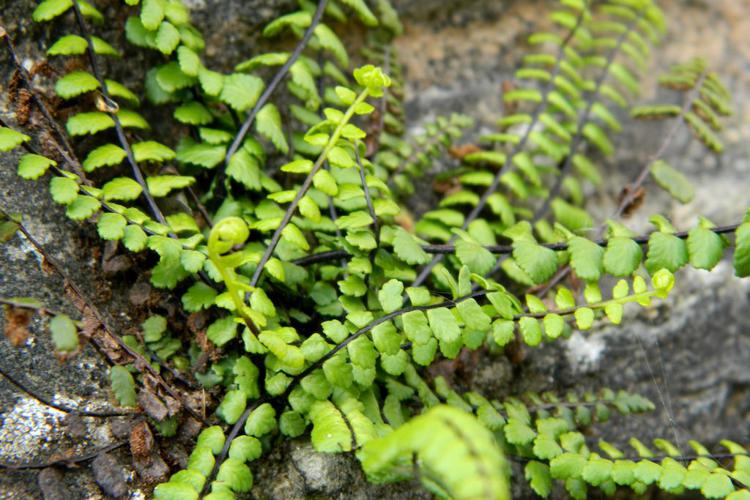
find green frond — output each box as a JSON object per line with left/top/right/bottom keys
{"left": 7, "top": 3, "right": 749, "bottom": 499}
{"left": 685, "top": 111, "right": 724, "bottom": 153}
{"left": 631, "top": 104, "right": 681, "bottom": 120}
{"left": 358, "top": 405, "right": 510, "bottom": 500}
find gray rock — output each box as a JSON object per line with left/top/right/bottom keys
{"left": 250, "top": 438, "right": 430, "bottom": 499}
{"left": 38, "top": 467, "right": 70, "bottom": 500}
{"left": 133, "top": 452, "right": 170, "bottom": 485}
{"left": 91, "top": 452, "right": 129, "bottom": 498}
{"left": 291, "top": 442, "right": 350, "bottom": 494}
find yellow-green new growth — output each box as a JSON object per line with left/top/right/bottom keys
{"left": 248, "top": 64, "right": 391, "bottom": 287}
{"left": 207, "top": 216, "right": 264, "bottom": 332}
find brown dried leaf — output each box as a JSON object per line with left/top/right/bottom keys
{"left": 618, "top": 184, "right": 646, "bottom": 218}
{"left": 3, "top": 305, "right": 32, "bottom": 346}
{"left": 448, "top": 143, "right": 482, "bottom": 160}
{"left": 129, "top": 421, "right": 154, "bottom": 459}
{"left": 7, "top": 71, "right": 21, "bottom": 104}
{"left": 186, "top": 311, "right": 207, "bottom": 333}
{"left": 41, "top": 257, "right": 56, "bottom": 276}
{"left": 137, "top": 390, "right": 168, "bottom": 422}
{"left": 79, "top": 311, "right": 100, "bottom": 339}
{"left": 432, "top": 177, "right": 461, "bottom": 194}
{"left": 30, "top": 60, "right": 56, "bottom": 79}
{"left": 15, "top": 89, "right": 32, "bottom": 126}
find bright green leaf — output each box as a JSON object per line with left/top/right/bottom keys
{"left": 49, "top": 314, "right": 78, "bottom": 352}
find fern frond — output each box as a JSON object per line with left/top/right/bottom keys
{"left": 358, "top": 405, "right": 510, "bottom": 500}
{"left": 545, "top": 437, "right": 750, "bottom": 498}
{"left": 634, "top": 58, "right": 732, "bottom": 154}
{"left": 380, "top": 113, "right": 473, "bottom": 194}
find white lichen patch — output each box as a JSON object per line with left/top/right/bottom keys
{"left": 77, "top": 358, "right": 103, "bottom": 372}
{"left": 565, "top": 332, "right": 606, "bottom": 374}
{"left": 49, "top": 393, "right": 84, "bottom": 410}
{"left": 51, "top": 392, "right": 96, "bottom": 411}
{"left": 0, "top": 396, "right": 66, "bottom": 462}
{"left": 93, "top": 420, "right": 114, "bottom": 444}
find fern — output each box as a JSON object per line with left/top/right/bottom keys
{"left": 359, "top": 405, "right": 510, "bottom": 499}
{"left": 407, "top": 0, "right": 667, "bottom": 287}
{"left": 382, "top": 113, "right": 474, "bottom": 194}
{"left": 2, "top": 0, "right": 750, "bottom": 498}
{"left": 630, "top": 57, "right": 732, "bottom": 208}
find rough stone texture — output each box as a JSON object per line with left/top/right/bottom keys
{"left": 92, "top": 452, "right": 130, "bottom": 498}
{"left": 1, "top": 0, "right": 749, "bottom": 498}
{"left": 248, "top": 438, "right": 429, "bottom": 500}
{"left": 37, "top": 467, "right": 71, "bottom": 500}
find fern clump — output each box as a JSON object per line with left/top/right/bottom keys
{"left": 1, "top": 0, "right": 750, "bottom": 498}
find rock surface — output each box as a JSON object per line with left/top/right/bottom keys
{"left": 1, "top": 0, "right": 749, "bottom": 498}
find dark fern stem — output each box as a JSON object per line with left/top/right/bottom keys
{"left": 0, "top": 207, "right": 206, "bottom": 424}
{"left": 291, "top": 224, "right": 741, "bottom": 265}
{"left": 2, "top": 34, "right": 88, "bottom": 181}
{"left": 0, "top": 365, "right": 134, "bottom": 418}
{"left": 219, "top": 0, "right": 329, "bottom": 180}
{"left": 70, "top": 0, "right": 172, "bottom": 233}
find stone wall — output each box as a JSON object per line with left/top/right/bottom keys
{"left": 1, "top": 0, "right": 749, "bottom": 498}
